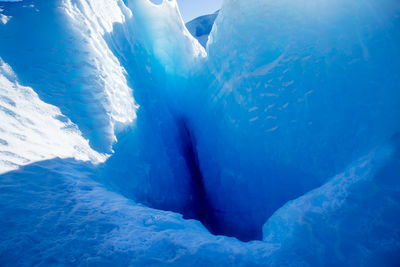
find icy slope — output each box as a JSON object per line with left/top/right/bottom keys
{"left": 0, "top": 0, "right": 208, "bottom": 223}
{"left": 0, "top": 142, "right": 398, "bottom": 266}
{"left": 0, "top": 58, "right": 104, "bottom": 173}
{"left": 0, "top": 0, "right": 136, "bottom": 152}
{"left": 262, "top": 140, "right": 400, "bottom": 266}
{"left": 0, "top": 158, "right": 268, "bottom": 266}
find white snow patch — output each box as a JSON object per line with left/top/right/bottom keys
{"left": 0, "top": 58, "right": 106, "bottom": 174}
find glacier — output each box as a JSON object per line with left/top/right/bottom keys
{"left": 0, "top": 0, "right": 399, "bottom": 266}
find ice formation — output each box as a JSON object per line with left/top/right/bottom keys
{"left": 186, "top": 11, "right": 218, "bottom": 47}
{"left": 0, "top": 0, "right": 399, "bottom": 265}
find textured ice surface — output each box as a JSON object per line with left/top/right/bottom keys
{"left": 101, "top": 0, "right": 209, "bottom": 218}
{"left": 0, "top": 142, "right": 398, "bottom": 266}
{"left": 188, "top": 0, "right": 400, "bottom": 240}
{"left": 263, "top": 140, "right": 400, "bottom": 266}
{"left": 0, "top": 58, "right": 104, "bottom": 173}
{"left": 0, "top": 159, "right": 269, "bottom": 266}
{"left": 0, "top": 0, "right": 136, "bottom": 152}
{"left": 0, "top": 0, "right": 399, "bottom": 265}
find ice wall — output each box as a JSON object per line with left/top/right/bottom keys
{"left": 105, "top": 0, "right": 400, "bottom": 242}
{"left": 182, "top": 0, "right": 400, "bottom": 240}
{"left": 102, "top": 0, "right": 209, "bottom": 217}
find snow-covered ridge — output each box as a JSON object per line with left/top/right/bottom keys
{"left": 0, "top": 0, "right": 137, "bottom": 153}
{"left": 0, "top": 58, "right": 105, "bottom": 173}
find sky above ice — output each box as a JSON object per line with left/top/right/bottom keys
{"left": 177, "top": 0, "right": 222, "bottom": 21}
{"left": 0, "top": 0, "right": 222, "bottom": 22}
{"left": 151, "top": 0, "right": 222, "bottom": 22}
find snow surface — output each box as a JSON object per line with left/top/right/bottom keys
{"left": 0, "top": 58, "right": 105, "bottom": 173}
{"left": 0, "top": 0, "right": 399, "bottom": 265}
{"left": 0, "top": 140, "right": 398, "bottom": 266}
{"left": 0, "top": 0, "right": 137, "bottom": 153}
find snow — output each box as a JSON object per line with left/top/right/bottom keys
{"left": 0, "top": 58, "right": 105, "bottom": 173}
{"left": 263, "top": 142, "right": 400, "bottom": 265}
{"left": 0, "top": 141, "right": 398, "bottom": 265}
{"left": 0, "top": 0, "right": 399, "bottom": 265}
{"left": 0, "top": 0, "right": 136, "bottom": 153}
{"left": 0, "top": 159, "right": 269, "bottom": 266}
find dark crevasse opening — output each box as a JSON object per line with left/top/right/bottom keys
{"left": 177, "top": 118, "right": 262, "bottom": 241}
{"left": 104, "top": 100, "right": 267, "bottom": 241}
{"left": 99, "top": 1, "right": 331, "bottom": 242}
{"left": 177, "top": 118, "right": 207, "bottom": 222}
{"left": 101, "top": 23, "right": 310, "bottom": 243}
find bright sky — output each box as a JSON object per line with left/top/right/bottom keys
{"left": 0, "top": 0, "right": 223, "bottom": 22}
{"left": 150, "top": 0, "right": 222, "bottom": 22}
